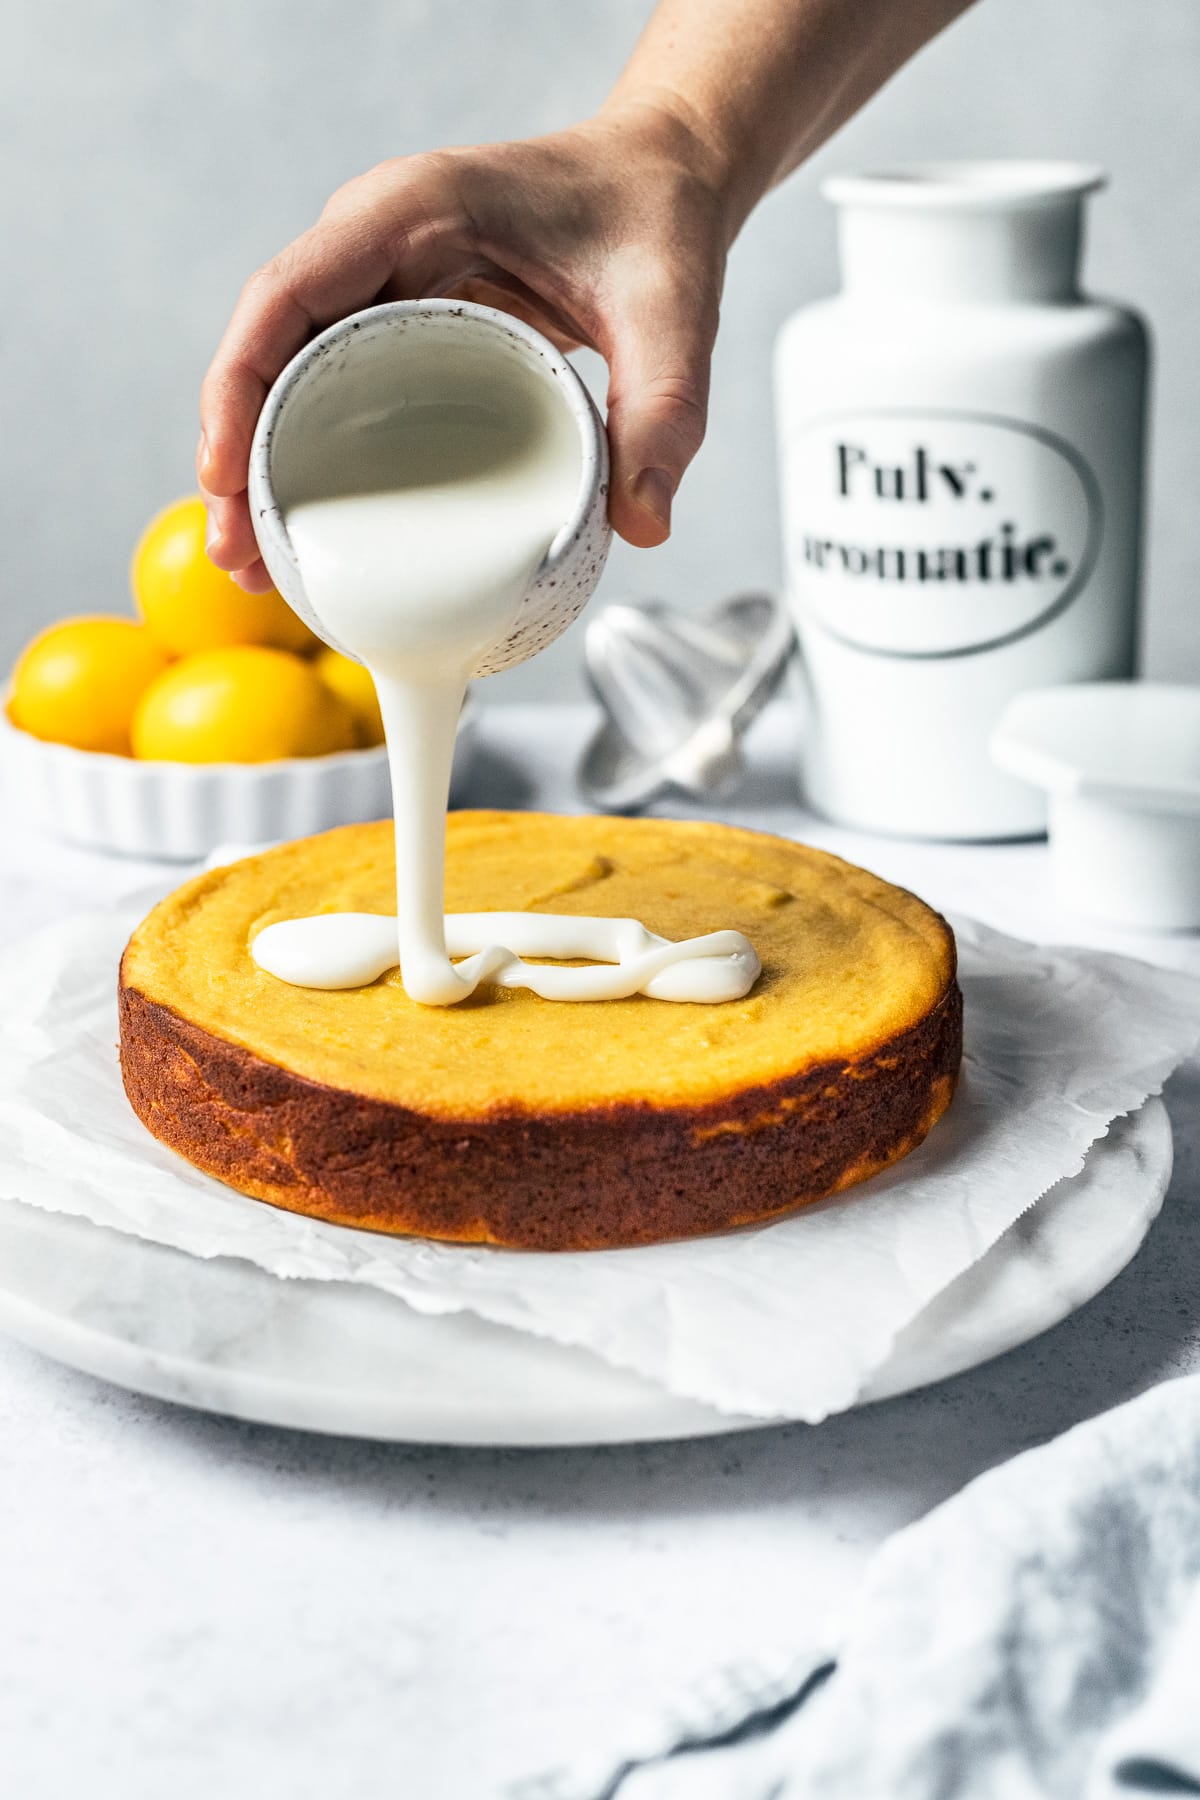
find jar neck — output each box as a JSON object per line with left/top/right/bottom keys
{"left": 836, "top": 200, "right": 1084, "bottom": 305}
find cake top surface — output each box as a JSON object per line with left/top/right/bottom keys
{"left": 121, "top": 810, "right": 956, "bottom": 1115}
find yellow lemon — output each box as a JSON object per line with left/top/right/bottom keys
{"left": 314, "top": 647, "right": 385, "bottom": 747}
{"left": 132, "top": 496, "right": 318, "bottom": 656}
{"left": 131, "top": 647, "right": 357, "bottom": 763}
{"left": 9, "top": 615, "right": 170, "bottom": 755}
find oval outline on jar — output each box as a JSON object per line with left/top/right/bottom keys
{"left": 784, "top": 408, "right": 1105, "bottom": 661}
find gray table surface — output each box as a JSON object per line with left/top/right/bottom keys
{"left": 2, "top": 701, "right": 1198, "bottom": 1800}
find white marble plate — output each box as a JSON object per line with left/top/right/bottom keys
{"left": 0, "top": 1099, "right": 1171, "bottom": 1445}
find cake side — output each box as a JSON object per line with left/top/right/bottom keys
{"left": 118, "top": 970, "right": 962, "bottom": 1251}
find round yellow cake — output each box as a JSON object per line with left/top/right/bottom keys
{"left": 119, "top": 811, "right": 961, "bottom": 1249}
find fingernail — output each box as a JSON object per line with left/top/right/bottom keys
{"left": 632, "top": 467, "right": 675, "bottom": 529}
{"left": 204, "top": 509, "right": 220, "bottom": 555}
{"left": 197, "top": 431, "right": 210, "bottom": 476}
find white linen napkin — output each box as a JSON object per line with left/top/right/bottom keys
{"left": 521, "top": 1374, "right": 1200, "bottom": 1800}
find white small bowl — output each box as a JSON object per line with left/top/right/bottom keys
{"left": 991, "top": 682, "right": 1200, "bottom": 930}
{"left": 0, "top": 703, "right": 476, "bottom": 862}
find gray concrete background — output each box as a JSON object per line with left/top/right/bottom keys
{"left": 2, "top": 0, "right": 1196, "bottom": 701}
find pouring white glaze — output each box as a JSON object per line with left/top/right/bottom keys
{"left": 250, "top": 322, "right": 760, "bottom": 1006}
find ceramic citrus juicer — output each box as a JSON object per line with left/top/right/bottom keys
{"left": 246, "top": 299, "right": 612, "bottom": 676}
{"left": 579, "top": 593, "right": 795, "bottom": 811}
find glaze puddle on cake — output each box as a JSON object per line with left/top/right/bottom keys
{"left": 250, "top": 335, "right": 759, "bottom": 1006}
{"left": 252, "top": 909, "right": 758, "bottom": 1002}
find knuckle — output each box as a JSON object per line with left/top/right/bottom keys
{"left": 239, "top": 258, "right": 284, "bottom": 306}
{"left": 399, "top": 150, "right": 473, "bottom": 233}
{"left": 321, "top": 149, "right": 470, "bottom": 252}
{"left": 319, "top": 177, "right": 365, "bottom": 220}
{"left": 647, "top": 381, "right": 709, "bottom": 451}
{"left": 198, "top": 361, "right": 235, "bottom": 416}
{"left": 239, "top": 246, "right": 311, "bottom": 329}
{"left": 355, "top": 148, "right": 460, "bottom": 205}
{"left": 406, "top": 146, "right": 460, "bottom": 185}
{"left": 322, "top": 156, "right": 408, "bottom": 213}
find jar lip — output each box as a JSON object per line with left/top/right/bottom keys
{"left": 823, "top": 161, "right": 1107, "bottom": 212}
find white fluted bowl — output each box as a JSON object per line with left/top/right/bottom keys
{"left": 0, "top": 703, "right": 476, "bottom": 862}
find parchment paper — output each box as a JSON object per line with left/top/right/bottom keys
{"left": 1, "top": 904, "right": 1196, "bottom": 1422}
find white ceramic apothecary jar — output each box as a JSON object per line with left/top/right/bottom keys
{"left": 775, "top": 162, "right": 1148, "bottom": 839}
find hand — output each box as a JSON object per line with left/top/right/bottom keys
{"left": 198, "top": 100, "right": 733, "bottom": 590}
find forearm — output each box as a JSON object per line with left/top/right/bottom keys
{"left": 604, "top": 0, "right": 974, "bottom": 240}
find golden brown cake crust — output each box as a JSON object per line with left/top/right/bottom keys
{"left": 119, "top": 982, "right": 960, "bottom": 1249}
{"left": 118, "top": 810, "right": 962, "bottom": 1250}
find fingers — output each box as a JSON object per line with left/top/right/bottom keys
{"left": 199, "top": 226, "right": 390, "bottom": 504}
{"left": 198, "top": 478, "right": 260, "bottom": 583}
{"left": 229, "top": 557, "right": 274, "bottom": 594}
{"left": 199, "top": 483, "right": 272, "bottom": 588}
{"left": 600, "top": 262, "right": 719, "bottom": 548}
{"left": 199, "top": 156, "right": 472, "bottom": 512}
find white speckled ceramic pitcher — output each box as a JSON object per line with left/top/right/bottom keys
{"left": 248, "top": 299, "right": 612, "bottom": 672}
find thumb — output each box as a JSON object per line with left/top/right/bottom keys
{"left": 602, "top": 271, "right": 718, "bottom": 548}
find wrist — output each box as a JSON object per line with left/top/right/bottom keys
{"left": 592, "top": 88, "right": 757, "bottom": 250}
